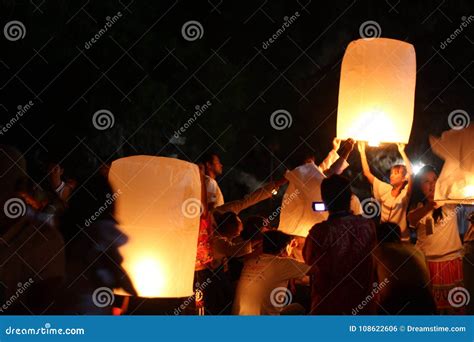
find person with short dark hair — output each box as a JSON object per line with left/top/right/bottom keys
{"left": 233, "top": 230, "right": 309, "bottom": 315}
{"left": 303, "top": 175, "right": 377, "bottom": 314}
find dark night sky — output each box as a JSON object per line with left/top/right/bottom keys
{"left": 0, "top": 0, "right": 472, "bottom": 206}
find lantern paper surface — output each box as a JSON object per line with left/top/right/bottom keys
{"left": 278, "top": 163, "right": 328, "bottom": 237}
{"left": 109, "top": 156, "right": 201, "bottom": 298}
{"left": 430, "top": 125, "right": 474, "bottom": 205}
{"left": 337, "top": 38, "right": 416, "bottom": 145}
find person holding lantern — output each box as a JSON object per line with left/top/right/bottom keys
{"left": 407, "top": 165, "right": 464, "bottom": 314}
{"left": 358, "top": 141, "right": 413, "bottom": 241}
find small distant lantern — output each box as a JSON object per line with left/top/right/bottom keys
{"left": 109, "top": 156, "right": 201, "bottom": 298}
{"left": 430, "top": 125, "right": 474, "bottom": 204}
{"left": 337, "top": 38, "right": 416, "bottom": 146}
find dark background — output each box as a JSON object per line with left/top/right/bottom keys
{"left": 0, "top": 0, "right": 472, "bottom": 213}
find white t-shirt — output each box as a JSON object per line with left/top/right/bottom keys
{"left": 411, "top": 203, "right": 462, "bottom": 261}
{"left": 205, "top": 176, "right": 224, "bottom": 207}
{"left": 232, "top": 254, "right": 310, "bottom": 315}
{"left": 373, "top": 177, "right": 410, "bottom": 239}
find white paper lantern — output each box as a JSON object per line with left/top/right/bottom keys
{"left": 337, "top": 38, "right": 416, "bottom": 146}
{"left": 109, "top": 156, "right": 201, "bottom": 298}
{"left": 430, "top": 125, "right": 474, "bottom": 204}
{"left": 278, "top": 163, "right": 328, "bottom": 237}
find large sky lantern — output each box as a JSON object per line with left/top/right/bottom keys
{"left": 337, "top": 38, "right": 416, "bottom": 146}
{"left": 108, "top": 156, "right": 201, "bottom": 298}
{"left": 430, "top": 125, "right": 474, "bottom": 205}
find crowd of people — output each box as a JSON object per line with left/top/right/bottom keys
{"left": 0, "top": 137, "right": 472, "bottom": 315}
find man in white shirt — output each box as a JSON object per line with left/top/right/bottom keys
{"left": 233, "top": 230, "right": 310, "bottom": 315}
{"left": 203, "top": 153, "right": 224, "bottom": 209}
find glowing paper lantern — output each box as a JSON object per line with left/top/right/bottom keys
{"left": 430, "top": 125, "right": 474, "bottom": 204}
{"left": 109, "top": 156, "right": 201, "bottom": 298}
{"left": 278, "top": 163, "right": 328, "bottom": 237}
{"left": 337, "top": 38, "right": 416, "bottom": 146}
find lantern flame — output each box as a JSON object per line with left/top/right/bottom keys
{"left": 464, "top": 185, "right": 474, "bottom": 198}
{"left": 127, "top": 255, "right": 165, "bottom": 298}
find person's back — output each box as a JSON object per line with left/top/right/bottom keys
{"left": 304, "top": 214, "right": 376, "bottom": 314}
{"left": 374, "top": 242, "right": 436, "bottom": 314}
{"left": 233, "top": 231, "right": 309, "bottom": 315}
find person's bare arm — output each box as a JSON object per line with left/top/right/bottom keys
{"left": 324, "top": 139, "right": 354, "bottom": 177}
{"left": 358, "top": 141, "right": 375, "bottom": 185}
{"left": 407, "top": 201, "right": 436, "bottom": 227}
{"left": 214, "top": 177, "right": 287, "bottom": 215}
{"left": 397, "top": 143, "right": 414, "bottom": 197}
{"left": 319, "top": 138, "right": 341, "bottom": 171}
